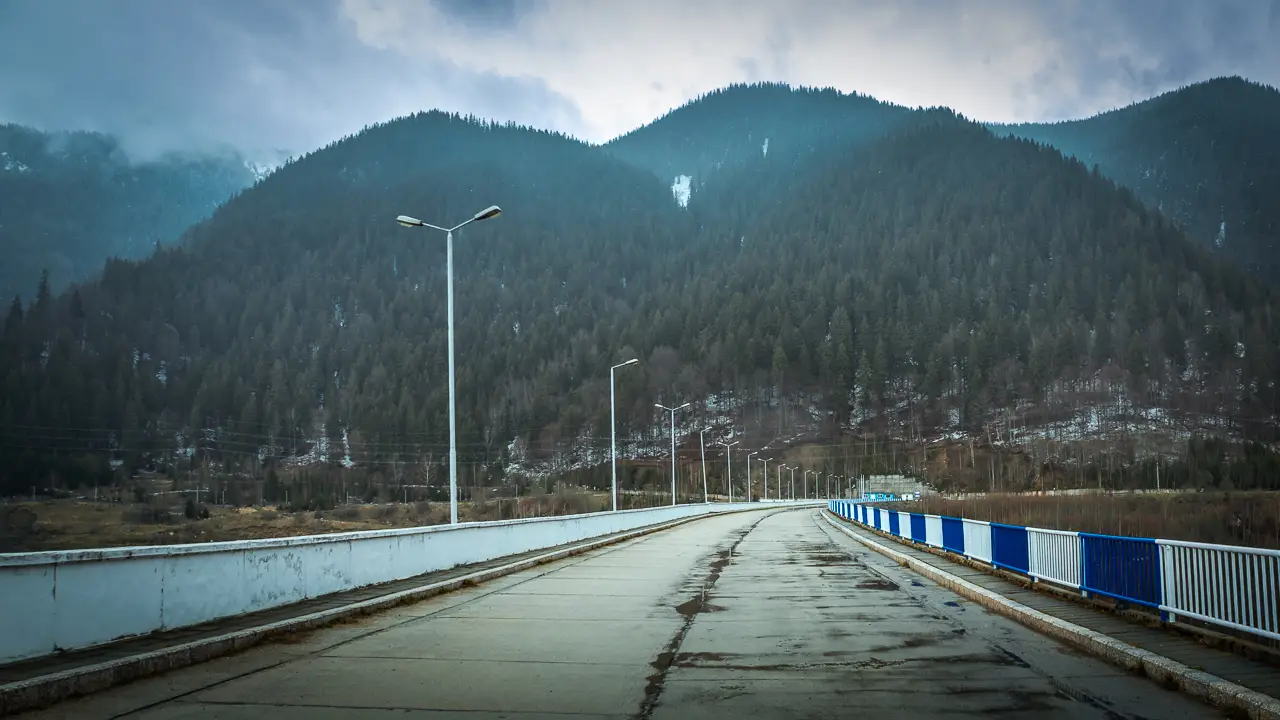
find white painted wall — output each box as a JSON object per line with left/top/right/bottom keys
{"left": 0, "top": 501, "right": 821, "bottom": 664}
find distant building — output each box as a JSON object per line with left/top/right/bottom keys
{"left": 857, "top": 474, "right": 927, "bottom": 501}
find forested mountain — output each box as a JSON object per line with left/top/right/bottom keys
{"left": 0, "top": 124, "right": 260, "bottom": 298}
{"left": 606, "top": 83, "right": 911, "bottom": 208}
{"left": 2, "top": 91, "right": 1278, "bottom": 496}
{"left": 995, "top": 77, "right": 1280, "bottom": 280}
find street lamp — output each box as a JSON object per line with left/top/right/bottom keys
{"left": 803, "top": 469, "right": 809, "bottom": 499}
{"left": 746, "top": 451, "right": 758, "bottom": 502}
{"left": 779, "top": 465, "right": 789, "bottom": 501}
{"left": 396, "top": 205, "right": 502, "bottom": 525}
{"left": 655, "top": 402, "right": 691, "bottom": 506}
{"left": 717, "top": 440, "right": 739, "bottom": 502}
{"left": 699, "top": 427, "right": 712, "bottom": 503}
{"left": 761, "top": 458, "right": 769, "bottom": 501}
{"left": 609, "top": 358, "right": 639, "bottom": 512}
{"left": 789, "top": 466, "right": 796, "bottom": 500}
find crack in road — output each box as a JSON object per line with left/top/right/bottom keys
{"left": 634, "top": 511, "right": 775, "bottom": 720}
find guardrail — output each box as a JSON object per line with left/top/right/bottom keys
{"left": 829, "top": 500, "right": 1280, "bottom": 643}
{"left": 0, "top": 500, "right": 823, "bottom": 665}
{"left": 1158, "top": 539, "right": 1280, "bottom": 639}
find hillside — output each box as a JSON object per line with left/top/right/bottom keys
{"left": 605, "top": 83, "right": 911, "bottom": 208}
{"left": 0, "top": 124, "right": 260, "bottom": 299}
{"left": 995, "top": 77, "right": 1280, "bottom": 281}
{"left": 1, "top": 104, "right": 1278, "bottom": 497}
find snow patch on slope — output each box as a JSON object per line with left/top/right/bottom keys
{"left": 1, "top": 152, "right": 30, "bottom": 173}
{"left": 244, "top": 160, "right": 278, "bottom": 183}
{"left": 671, "top": 175, "right": 691, "bottom": 207}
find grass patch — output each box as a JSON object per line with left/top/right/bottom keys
{"left": 0, "top": 490, "right": 620, "bottom": 552}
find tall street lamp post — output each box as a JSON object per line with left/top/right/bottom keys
{"left": 699, "top": 427, "right": 712, "bottom": 503}
{"left": 396, "top": 205, "right": 502, "bottom": 525}
{"left": 717, "top": 440, "right": 739, "bottom": 502}
{"left": 609, "top": 358, "right": 639, "bottom": 511}
{"left": 655, "top": 402, "right": 691, "bottom": 506}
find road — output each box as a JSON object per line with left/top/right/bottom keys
{"left": 22, "top": 507, "right": 1223, "bottom": 719}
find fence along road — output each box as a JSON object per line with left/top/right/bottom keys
{"left": 17, "top": 507, "right": 1219, "bottom": 719}
{"left": 832, "top": 501, "right": 1280, "bottom": 644}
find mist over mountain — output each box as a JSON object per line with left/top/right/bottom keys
{"left": 0, "top": 123, "right": 261, "bottom": 300}
{"left": 2, "top": 81, "right": 1278, "bottom": 497}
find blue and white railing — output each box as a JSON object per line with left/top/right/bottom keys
{"left": 828, "top": 500, "right": 1280, "bottom": 643}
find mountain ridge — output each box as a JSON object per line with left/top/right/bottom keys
{"left": 606, "top": 76, "right": 1279, "bottom": 283}
{"left": 992, "top": 76, "right": 1280, "bottom": 280}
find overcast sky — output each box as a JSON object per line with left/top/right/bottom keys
{"left": 1, "top": 0, "right": 1276, "bottom": 163}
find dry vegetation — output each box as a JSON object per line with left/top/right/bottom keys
{"left": 890, "top": 492, "right": 1280, "bottom": 550}
{"left": 0, "top": 489, "right": 621, "bottom": 553}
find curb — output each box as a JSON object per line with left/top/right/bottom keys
{"left": 821, "top": 512, "right": 1280, "bottom": 720}
{"left": 1, "top": 506, "right": 778, "bottom": 716}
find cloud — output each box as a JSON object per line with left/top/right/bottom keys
{"left": 0, "top": 0, "right": 1276, "bottom": 162}
{"left": 0, "top": 0, "right": 580, "bottom": 162}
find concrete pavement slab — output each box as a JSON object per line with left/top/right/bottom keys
{"left": 130, "top": 706, "right": 631, "bottom": 720}
{"left": 325, "top": 616, "right": 683, "bottom": 665}
{"left": 654, "top": 673, "right": 1116, "bottom": 719}
{"left": 186, "top": 655, "right": 645, "bottom": 715}
{"left": 499, "top": 577, "right": 680, "bottom": 597}
{"left": 434, "top": 590, "right": 675, "bottom": 621}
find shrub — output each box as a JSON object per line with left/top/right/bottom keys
{"left": 123, "top": 506, "right": 174, "bottom": 525}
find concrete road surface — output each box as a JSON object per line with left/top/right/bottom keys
{"left": 22, "top": 507, "right": 1224, "bottom": 719}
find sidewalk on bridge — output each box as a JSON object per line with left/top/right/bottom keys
{"left": 824, "top": 512, "right": 1280, "bottom": 714}
{"left": 0, "top": 513, "right": 707, "bottom": 715}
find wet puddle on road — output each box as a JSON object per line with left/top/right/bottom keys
{"left": 855, "top": 578, "right": 900, "bottom": 591}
